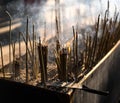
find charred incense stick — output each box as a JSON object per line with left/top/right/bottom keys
{"left": 55, "top": 40, "right": 61, "bottom": 79}
{"left": 32, "top": 24, "right": 35, "bottom": 78}
{"left": 75, "top": 31, "right": 78, "bottom": 81}
{"left": 26, "top": 17, "right": 29, "bottom": 83}
{"left": 14, "top": 58, "right": 20, "bottom": 78}
{"left": 19, "top": 32, "right": 21, "bottom": 59}
{"left": 72, "top": 26, "right": 75, "bottom": 64}
{"left": 0, "top": 42, "right": 5, "bottom": 77}
{"left": 55, "top": 16, "right": 59, "bottom": 40}
{"left": 12, "top": 41, "right": 16, "bottom": 63}
{"left": 12, "top": 41, "right": 16, "bottom": 78}
{"left": 38, "top": 37, "right": 47, "bottom": 87}
{"left": 60, "top": 48, "right": 67, "bottom": 81}
{"left": 47, "top": 84, "right": 109, "bottom": 96}
{"left": 55, "top": 0, "right": 61, "bottom": 40}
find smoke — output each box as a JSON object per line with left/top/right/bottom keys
{"left": 6, "top": 0, "right": 47, "bottom": 39}
{"left": 5, "top": 0, "right": 119, "bottom": 43}
{"left": 5, "top": 0, "right": 92, "bottom": 40}
{"left": 4, "top": 0, "right": 119, "bottom": 62}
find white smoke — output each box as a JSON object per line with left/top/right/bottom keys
{"left": 6, "top": 0, "right": 47, "bottom": 39}
{"left": 6, "top": 0, "right": 119, "bottom": 42}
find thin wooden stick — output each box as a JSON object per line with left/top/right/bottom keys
{"left": 28, "top": 33, "right": 33, "bottom": 52}
{"left": 43, "top": 21, "right": 46, "bottom": 44}
{"left": 34, "top": 33, "right": 39, "bottom": 78}
{"left": 38, "top": 37, "right": 46, "bottom": 87}
{"left": 19, "top": 32, "right": 21, "bottom": 59}
{"left": 12, "top": 41, "right": 16, "bottom": 78}
{"left": 12, "top": 41, "right": 16, "bottom": 63}
{"left": 75, "top": 31, "right": 78, "bottom": 81}
{"left": 32, "top": 24, "right": 36, "bottom": 78}
{"left": 72, "top": 26, "right": 75, "bottom": 64}
{"left": 0, "top": 42, "right": 5, "bottom": 77}
{"left": 26, "top": 17, "right": 29, "bottom": 83}
{"left": 6, "top": 11, "right": 12, "bottom": 73}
